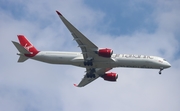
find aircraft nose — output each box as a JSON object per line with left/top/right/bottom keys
{"left": 166, "top": 62, "right": 171, "bottom": 68}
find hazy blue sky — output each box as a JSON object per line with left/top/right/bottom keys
{"left": 0, "top": 0, "right": 180, "bottom": 111}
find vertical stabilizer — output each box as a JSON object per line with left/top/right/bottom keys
{"left": 17, "top": 35, "right": 39, "bottom": 57}
{"left": 12, "top": 35, "right": 40, "bottom": 62}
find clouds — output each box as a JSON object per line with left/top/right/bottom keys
{"left": 0, "top": 0, "right": 180, "bottom": 111}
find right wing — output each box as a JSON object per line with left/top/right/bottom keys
{"left": 56, "top": 11, "right": 98, "bottom": 60}
{"left": 74, "top": 68, "right": 112, "bottom": 87}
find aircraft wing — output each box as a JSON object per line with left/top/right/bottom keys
{"left": 56, "top": 11, "right": 98, "bottom": 60}
{"left": 56, "top": 11, "right": 114, "bottom": 87}
{"left": 74, "top": 68, "right": 112, "bottom": 87}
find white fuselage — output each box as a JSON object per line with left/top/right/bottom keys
{"left": 31, "top": 51, "right": 171, "bottom": 69}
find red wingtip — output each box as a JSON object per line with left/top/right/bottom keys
{"left": 56, "top": 10, "right": 62, "bottom": 16}
{"left": 73, "top": 84, "right": 78, "bottom": 87}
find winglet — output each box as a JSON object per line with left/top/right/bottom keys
{"left": 73, "top": 84, "right": 78, "bottom": 87}
{"left": 56, "top": 10, "right": 62, "bottom": 16}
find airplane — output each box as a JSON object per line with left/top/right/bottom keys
{"left": 12, "top": 10, "right": 171, "bottom": 87}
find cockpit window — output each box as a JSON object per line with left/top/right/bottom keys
{"left": 163, "top": 59, "right": 166, "bottom": 61}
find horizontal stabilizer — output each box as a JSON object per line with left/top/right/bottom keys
{"left": 18, "top": 55, "right": 28, "bottom": 62}
{"left": 12, "top": 41, "right": 30, "bottom": 62}
{"left": 12, "top": 41, "right": 30, "bottom": 54}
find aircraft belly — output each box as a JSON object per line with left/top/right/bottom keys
{"left": 115, "top": 58, "right": 155, "bottom": 69}
{"left": 32, "top": 52, "right": 80, "bottom": 64}
{"left": 92, "top": 62, "right": 111, "bottom": 68}
{"left": 32, "top": 52, "right": 161, "bottom": 69}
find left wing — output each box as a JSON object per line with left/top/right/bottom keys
{"left": 74, "top": 68, "right": 112, "bottom": 87}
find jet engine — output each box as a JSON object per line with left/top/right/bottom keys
{"left": 98, "top": 48, "right": 113, "bottom": 57}
{"left": 102, "top": 72, "right": 118, "bottom": 81}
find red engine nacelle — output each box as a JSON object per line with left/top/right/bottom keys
{"left": 98, "top": 48, "right": 113, "bottom": 57}
{"left": 102, "top": 72, "right": 118, "bottom": 82}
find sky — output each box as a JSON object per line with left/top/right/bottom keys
{"left": 0, "top": 0, "right": 180, "bottom": 111}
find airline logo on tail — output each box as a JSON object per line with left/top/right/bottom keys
{"left": 18, "top": 35, "right": 39, "bottom": 57}
{"left": 24, "top": 43, "right": 33, "bottom": 53}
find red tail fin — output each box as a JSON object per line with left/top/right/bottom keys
{"left": 17, "top": 35, "right": 39, "bottom": 57}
